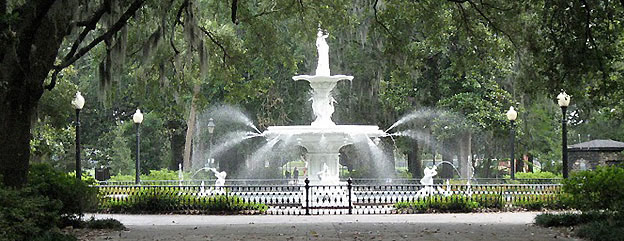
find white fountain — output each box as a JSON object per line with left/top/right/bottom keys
{"left": 262, "top": 29, "right": 385, "bottom": 184}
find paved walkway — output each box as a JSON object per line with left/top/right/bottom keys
{"left": 83, "top": 212, "right": 581, "bottom": 241}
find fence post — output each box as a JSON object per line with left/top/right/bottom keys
{"left": 347, "top": 178, "right": 353, "bottom": 214}
{"left": 305, "top": 178, "right": 310, "bottom": 215}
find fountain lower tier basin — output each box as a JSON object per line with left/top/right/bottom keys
{"left": 263, "top": 125, "right": 386, "bottom": 184}
{"left": 263, "top": 125, "right": 385, "bottom": 151}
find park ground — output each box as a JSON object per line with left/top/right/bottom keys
{"left": 75, "top": 212, "right": 582, "bottom": 241}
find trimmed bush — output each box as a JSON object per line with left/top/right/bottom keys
{"left": 472, "top": 194, "right": 504, "bottom": 209}
{"left": 101, "top": 188, "right": 268, "bottom": 214}
{"left": 394, "top": 195, "right": 480, "bottom": 213}
{"left": 513, "top": 194, "right": 563, "bottom": 211}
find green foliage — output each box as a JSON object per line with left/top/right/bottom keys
{"left": 27, "top": 164, "right": 98, "bottom": 218}
{"left": 107, "top": 123, "right": 133, "bottom": 175}
{"left": 101, "top": 188, "right": 267, "bottom": 214}
{"left": 504, "top": 171, "right": 562, "bottom": 184}
{"left": 396, "top": 168, "right": 413, "bottom": 179}
{"left": 513, "top": 171, "right": 561, "bottom": 179}
{"left": 108, "top": 168, "right": 188, "bottom": 182}
{"left": 30, "top": 120, "right": 76, "bottom": 172}
{"left": 562, "top": 166, "right": 624, "bottom": 211}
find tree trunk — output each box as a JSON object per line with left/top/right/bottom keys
{"left": 0, "top": 101, "right": 37, "bottom": 187}
{"left": 459, "top": 132, "right": 472, "bottom": 179}
{"left": 167, "top": 120, "right": 186, "bottom": 170}
{"left": 182, "top": 84, "right": 201, "bottom": 170}
{"left": 0, "top": 1, "right": 77, "bottom": 187}
{"left": 440, "top": 140, "right": 453, "bottom": 178}
{"left": 407, "top": 139, "right": 422, "bottom": 178}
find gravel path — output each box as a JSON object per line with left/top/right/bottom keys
{"left": 80, "top": 212, "right": 582, "bottom": 241}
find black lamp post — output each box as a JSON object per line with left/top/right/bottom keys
{"left": 557, "top": 91, "right": 570, "bottom": 178}
{"left": 133, "top": 109, "right": 144, "bottom": 184}
{"left": 71, "top": 91, "right": 85, "bottom": 180}
{"left": 207, "top": 118, "right": 215, "bottom": 167}
{"left": 506, "top": 106, "right": 518, "bottom": 179}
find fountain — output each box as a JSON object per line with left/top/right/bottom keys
{"left": 262, "top": 29, "right": 385, "bottom": 184}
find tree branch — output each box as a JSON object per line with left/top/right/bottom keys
{"left": 581, "top": 0, "right": 597, "bottom": 49}
{"left": 55, "top": 0, "right": 145, "bottom": 70}
{"left": 466, "top": 0, "right": 518, "bottom": 49}
{"left": 48, "top": 0, "right": 144, "bottom": 90}
{"left": 231, "top": 0, "right": 238, "bottom": 24}
{"left": 1, "top": 0, "right": 6, "bottom": 15}
{"left": 61, "top": 3, "right": 108, "bottom": 66}
{"left": 456, "top": 3, "right": 475, "bottom": 38}
{"left": 373, "top": 0, "right": 396, "bottom": 40}
{"left": 238, "top": 1, "right": 296, "bottom": 23}
{"left": 171, "top": 0, "right": 190, "bottom": 55}
{"left": 199, "top": 26, "right": 229, "bottom": 64}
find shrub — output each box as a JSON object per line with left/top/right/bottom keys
{"left": 27, "top": 164, "right": 98, "bottom": 219}
{"left": 83, "top": 218, "right": 126, "bottom": 230}
{"left": 0, "top": 185, "right": 63, "bottom": 241}
{"left": 562, "top": 166, "right": 624, "bottom": 211}
{"left": 535, "top": 212, "right": 609, "bottom": 227}
{"left": 535, "top": 212, "right": 624, "bottom": 241}
{"left": 576, "top": 219, "right": 624, "bottom": 241}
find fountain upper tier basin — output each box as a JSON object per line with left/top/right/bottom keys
{"left": 292, "top": 74, "right": 354, "bottom": 82}
{"left": 263, "top": 125, "right": 386, "bottom": 153}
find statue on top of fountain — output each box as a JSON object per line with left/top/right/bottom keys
{"left": 315, "top": 29, "right": 330, "bottom": 76}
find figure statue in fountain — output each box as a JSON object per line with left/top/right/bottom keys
{"left": 209, "top": 168, "right": 227, "bottom": 187}
{"left": 315, "top": 29, "right": 330, "bottom": 76}
{"left": 178, "top": 163, "right": 183, "bottom": 186}
{"left": 317, "top": 162, "right": 329, "bottom": 181}
{"left": 420, "top": 165, "right": 437, "bottom": 186}
{"left": 415, "top": 165, "right": 450, "bottom": 197}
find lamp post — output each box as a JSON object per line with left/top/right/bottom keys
{"left": 207, "top": 118, "right": 215, "bottom": 167}
{"left": 557, "top": 91, "right": 571, "bottom": 178}
{"left": 71, "top": 91, "right": 85, "bottom": 180}
{"left": 133, "top": 109, "right": 144, "bottom": 184}
{"left": 506, "top": 106, "right": 518, "bottom": 179}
